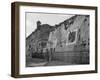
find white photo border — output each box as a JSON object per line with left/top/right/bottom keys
{"left": 19, "top": 5, "right": 96, "bottom": 75}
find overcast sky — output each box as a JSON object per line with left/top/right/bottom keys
{"left": 26, "top": 12, "right": 74, "bottom": 37}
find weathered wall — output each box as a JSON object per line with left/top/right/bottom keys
{"left": 51, "top": 15, "right": 89, "bottom": 64}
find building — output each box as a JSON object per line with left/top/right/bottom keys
{"left": 26, "top": 20, "right": 55, "bottom": 58}
{"left": 26, "top": 15, "right": 90, "bottom": 64}
{"left": 47, "top": 15, "right": 90, "bottom": 64}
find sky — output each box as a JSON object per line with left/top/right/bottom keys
{"left": 26, "top": 12, "right": 74, "bottom": 37}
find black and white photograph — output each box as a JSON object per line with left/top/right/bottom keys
{"left": 11, "top": 2, "right": 97, "bottom": 77}
{"left": 26, "top": 13, "right": 90, "bottom": 67}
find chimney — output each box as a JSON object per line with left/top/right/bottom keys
{"left": 37, "top": 20, "right": 41, "bottom": 29}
